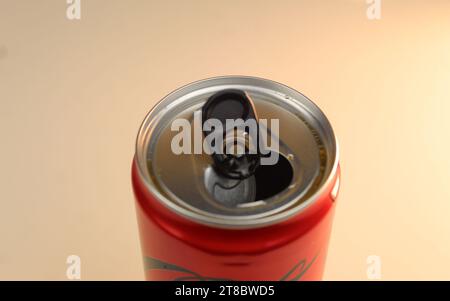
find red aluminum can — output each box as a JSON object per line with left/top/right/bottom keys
{"left": 132, "top": 76, "right": 340, "bottom": 281}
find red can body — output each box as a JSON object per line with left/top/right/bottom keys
{"left": 132, "top": 160, "right": 340, "bottom": 281}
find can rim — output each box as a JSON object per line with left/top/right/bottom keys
{"left": 135, "top": 75, "right": 340, "bottom": 229}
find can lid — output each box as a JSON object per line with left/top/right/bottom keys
{"left": 136, "top": 76, "right": 338, "bottom": 228}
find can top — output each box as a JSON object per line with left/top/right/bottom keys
{"left": 135, "top": 76, "right": 339, "bottom": 229}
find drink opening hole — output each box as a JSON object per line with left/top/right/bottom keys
{"left": 254, "top": 152, "right": 293, "bottom": 200}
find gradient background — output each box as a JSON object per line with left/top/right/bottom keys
{"left": 1, "top": 0, "right": 450, "bottom": 280}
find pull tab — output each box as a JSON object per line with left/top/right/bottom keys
{"left": 202, "top": 89, "right": 261, "bottom": 179}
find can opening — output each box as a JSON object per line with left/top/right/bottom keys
{"left": 254, "top": 152, "right": 293, "bottom": 201}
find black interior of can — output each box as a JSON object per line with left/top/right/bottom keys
{"left": 253, "top": 152, "right": 293, "bottom": 201}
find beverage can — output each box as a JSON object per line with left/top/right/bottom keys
{"left": 132, "top": 76, "right": 340, "bottom": 280}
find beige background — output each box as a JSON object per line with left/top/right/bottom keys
{"left": 1, "top": 0, "right": 450, "bottom": 280}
